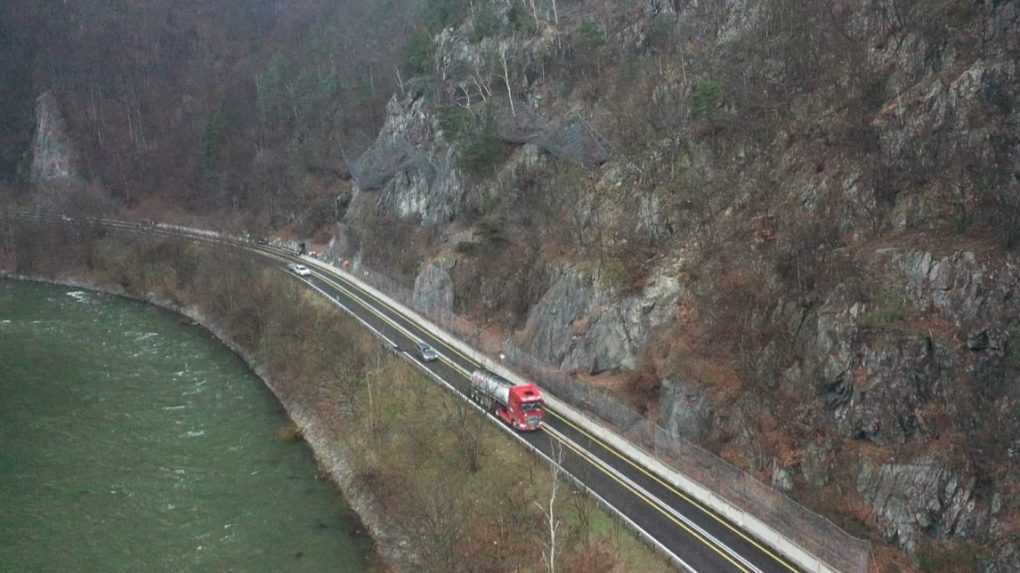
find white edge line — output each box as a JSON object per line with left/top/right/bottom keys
{"left": 13, "top": 212, "right": 816, "bottom": 573}
{"left": 303, "top": 274, "right": 697, "bottom": 573}
{"left": 543, "top": 423, "right": 759, "bottom": 573}
{"left": 7, "top": 212, "right": 699, "bottom": 571}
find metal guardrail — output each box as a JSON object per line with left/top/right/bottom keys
{"left": 338, "top": 262, "right": 872, "bottom": 573}
{"left": 2, "top": 209, "right": 698, "bottom": 571}
{"left": 4, "top": 208, "right": 872, "bottom": 573}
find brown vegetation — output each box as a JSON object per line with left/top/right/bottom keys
{"left": 3, "top": 215, "right": 672, "bottom": 573}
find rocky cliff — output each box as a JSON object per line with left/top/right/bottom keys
{"left": 29, "top": 91, "right": 81, "bottom": 185}
{"left": 13, "top": 0, "right": 1018, "bottom": 569}
{"left": 330, "top": 1, "right": 1020, "bottom": 569}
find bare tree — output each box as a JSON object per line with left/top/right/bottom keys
{"left": 445, "top": 400, "right": 486, "bottom": 472}
{"left": 366, "top": 350, "right": 384, "bottom": 437}
{"left": 570, "top": 490, "right": 595, "bottom": 549}
{"left": 413, "top": 479, "right": 466, "bottom": 572}
{"left": 536, "top": 440, "right": 565, "bottom": 573}
{"left": 499, "top": 40, "right": 516, "bottom": 117}
{"left": 394, "top": 66, "right": 406, "bottom": 96}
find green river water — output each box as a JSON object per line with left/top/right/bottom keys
{"left": 0, "top": 279, "right": 369, "bottom": 572}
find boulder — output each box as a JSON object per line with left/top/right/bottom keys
{"left": 515, "top": 266, "right": 681, "bottom": 373}
{"left": 535, "top": 117, "right": 610, "bottom": 168}
{"left": 771, "top": 461, "right": 794, "bottom": 493}
{"left": 659, "top": 376, "right": 714, "bottom": 442}
{"left": 413, "top": 257, "right": 456, "bottom": 317}
{"left": 350, "top": 95, "right": 465, "bottom": 224}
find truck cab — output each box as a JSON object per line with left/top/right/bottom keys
{"left": 506, "top": 384, "right": 544, "bottom": 431}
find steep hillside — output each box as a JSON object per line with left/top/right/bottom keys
{"left": 2, "top": 0, "right": 420, "bottom": 224}
{"left": 5, "top": 0, "right": 1019, "bottom": 570}
{"left": 331, "top": 2, "right": 1020, "bottom": 570}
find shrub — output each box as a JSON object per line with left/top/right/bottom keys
{"left": 459, "top": 124, "right": 506, "bottom": 177}
{"left": 1006, "top": 326, "right": 1020, "bottom": 368}
{"left": 200, "top": 108, "right": 226, "bottom": 191}
{"left": 436, "top": 106, "right": 474, "bottom": 141}
{"left": 572, "top": 22, "right": 608, "bottom": 79}
{"left": 576, "top": 22, "right": 607, "bottom": 51}
{"left": 476, "top": 217, "right": 507, "bottom": 245}
{"left": 646, "top": 15, "right": 675, "bottom": 52}
{"left": 916, "top": 541, "right": 981, "bottom": 573}
{"left": 988, "top": 191, "right": 1020, "bottom": 252}
{"left": 508, "top": 3, "right": 536, "bottom": 35}
{"left": 424, "top": 0, "right": 467, "bottom": 33}
{"left": 860, "top": 76, "right": 888, "bottom": 115}
{"left": 454, "top": 240, "right": 481, "bottom": 257}
{"left": 403, "top": 27, "right": 434, "bottom": 75}
{"left": 275, "top": 423, "right": 304, "bottom": 442}
{"left": 597, "top": 258, "right": 629, "bottom": 291}
{"left": 470, "top": 3, "right": 501, "bottom": 42}
{"left": 859, "top": 288, "right": 909, "bottom": 328}
{"left": 691, "top": 79, "right": 722, "bottom": 120}
{"left": 437, "top": 103, "right": 509, "bottom": 177}
{"left": 627, "top": 367, "right": 661, "bottom": 411}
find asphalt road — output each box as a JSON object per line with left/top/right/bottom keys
{"left": 9, "top": 213, "right": 805, "bottom": 573}
{"left": 270, "top": 252, "right": 802, "bottom": 573}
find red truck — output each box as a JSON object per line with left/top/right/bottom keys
{"left": 469, "top": 370, "right": 544, "bottom": 431}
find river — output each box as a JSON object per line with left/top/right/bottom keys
{"left": 0, "top": 279, "right": 370, "bottom": 572}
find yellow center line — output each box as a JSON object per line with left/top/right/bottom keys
{"left": 41, "top": 220, "right": 783, "bottom": 572}
{"left": 307, "top": 270, "right": 421, "bottom": 342}
{"left": 301, "top": 268, "right": 473, "bottom": 379}
{"left": 291, "top": 262, "right": 751, "bottom": 571}
{"left": 544, "top": 410, "right": 800, "bottom": 573}
{"left": 271, "top": 251, "right": 797, "bottom": 573}
{"left": 542, "top": 426, "right": 750, "bottom": 573}
{"left": 299, "top": 257, "right": 482, "bottom": 365}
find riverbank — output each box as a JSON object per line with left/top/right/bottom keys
{"left": 2, "top": 217, "right": 673, "bottom": 572}
{"left": 1, "top": 271, "right": 413, "bottom": 570}
{"left": 1, "top": 278, "right": 373, "bottom": 571}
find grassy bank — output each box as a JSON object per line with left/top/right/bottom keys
{"left": 1, "top": 215, "right": 673, "bottom": 572}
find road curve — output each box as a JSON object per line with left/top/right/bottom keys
{"left": 8, "top": 212, "right": 804, "bottom": 573}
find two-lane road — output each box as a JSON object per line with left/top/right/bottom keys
{"left": 281, "top": 253, "right": 801, "bottom": 573}
{"left": 9, "top": 212, "right": 806, "bottom": 573}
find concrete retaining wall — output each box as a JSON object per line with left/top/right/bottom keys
{"left": 298, "top": 254, "right": 843, "bottom": 573}
{"left": 13, "top": 210, "right": 844, "bottom": 573}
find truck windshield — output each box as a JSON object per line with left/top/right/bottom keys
{"left": 521, "top": 401, "right": 543, "bottom": 412}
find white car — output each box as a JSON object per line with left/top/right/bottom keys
{"left": 288, "top": 263, "right": 312, "bottom": 277}
{"left": 417, "top": 342, "right": 439, "bottom": 362}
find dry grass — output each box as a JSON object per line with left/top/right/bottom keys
{"left": 275, "top": 422, "right": 304, "bottom": 442}
{"left": 870, "top": 544, "right": 921, "bottom": 573}
{"left": 6, "top": 218, "right": 673, "bottom": 573}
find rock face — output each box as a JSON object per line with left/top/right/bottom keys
{"left": 413, "top": 257, "right": 455, "bottom": 317}
{"left": 351, "top": 93, "right": 465, "bottom": 224}
{"left": 805, "top": 247, "right": 1020, "bottom": 450}
{"left": 332, "top": 2, "right": 1020, "bottom": 569}
{"left": 826, "top": 331, "right": 954, "bottom": 445}
{"left": 30, "top": 91, "right": 81, "bottom": 184}
{"left": 857, "top": 457, "right": 988, "bottom": 553}
{"left": 800, "top": 443, "right": 835, "bottom": 488}
{"left": 514, "top": 266, "right": 681, "bottom": 373}
{"left": 985, "top": 543, "right": 1020, "bottom": 573}
{"left": 492, "top": 105, "right": 610, "bottom": 167}
{"left": 895, "top": 248, "right": 1020, "bottom": 341}
{"left": 534, "top": 117, "right": 610, "bottom": 168}
{"left": 658, "top": 376, "right": 713, "bottom": 442}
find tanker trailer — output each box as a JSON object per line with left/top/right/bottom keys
{"left": 469, "top": 370, "right": 544, "bottom": 431}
